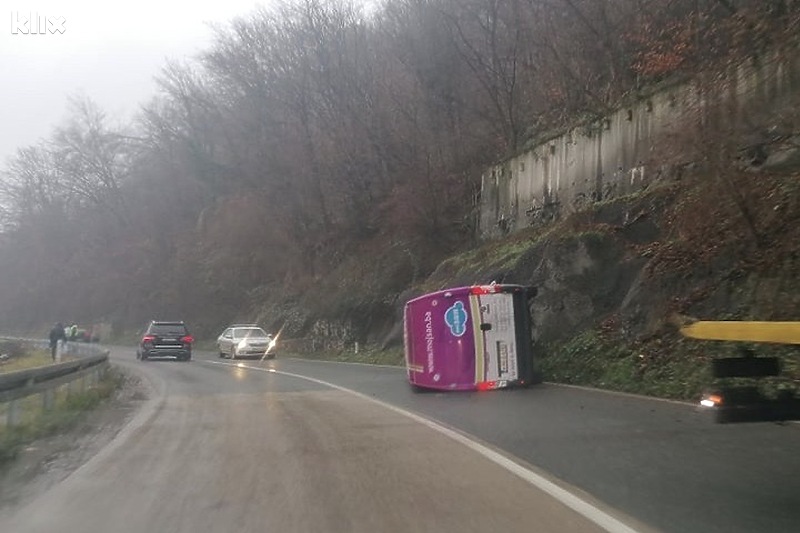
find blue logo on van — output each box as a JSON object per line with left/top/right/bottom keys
{"left": 445, "top": 301, "right": 468, "bottom": 337}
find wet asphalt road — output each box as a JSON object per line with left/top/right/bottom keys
{"left": 271, "top": 357, "right": 800, "bottom": 533}
{"left": 4, "top": 348, "right": 800, "bottom": 533}
{"left": 2, "top": 348, "right": 622, "bottom": 533}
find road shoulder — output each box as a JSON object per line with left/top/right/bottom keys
{"left": 0, "top": 369, "right": 149, "bottom": 518}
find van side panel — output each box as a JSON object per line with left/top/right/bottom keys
{"left": 404, "top": 284, "right": 535, "bottom": 391}
{"left": 404, "top": 289, "right": 477, "bottom": 390}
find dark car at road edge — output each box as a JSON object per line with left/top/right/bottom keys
{"left": 136, "top": 320, "right": 193, "bottom": 362}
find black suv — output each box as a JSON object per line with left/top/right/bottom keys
{"left": 137, "top": 321, "right": 193, "bottom": 361}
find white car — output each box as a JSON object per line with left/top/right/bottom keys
{"left": 217, "top": 324, "right": 276, "bottom": 359}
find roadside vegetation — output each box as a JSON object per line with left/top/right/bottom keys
{"left": 541, "top": 330, "right": 713, "bottom": 400}
{"left": 0, "top": 370, "right": 122, "bottom": 468}
{"left": 0, "top": 344, "right": 69, "bottom": 373}
{"left": 542, "top": 329, "right": 800, "bottom": 401}
{"left": 0, "top": 352, "right": 54, "bottom": 373}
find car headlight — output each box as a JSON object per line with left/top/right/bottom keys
{"left": 700, "top": 393, "right": 723, "bottom": 408}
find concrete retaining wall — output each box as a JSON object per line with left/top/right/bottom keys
{"left": 479, "top": 49, "right": 800, "bottom": 239}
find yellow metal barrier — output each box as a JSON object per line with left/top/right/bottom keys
{"left": 679, "top": 321, "right": 800, "bottom": 345}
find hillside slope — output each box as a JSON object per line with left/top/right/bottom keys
{"left": 416, "top": 166, "right": 800, "bottom": 399}
{"left": 271, "top": 161, "right": 800, "bottom": 400}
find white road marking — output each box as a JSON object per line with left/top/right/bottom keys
{"left": 206, "top": 359, "right": 644, "bottom": 533}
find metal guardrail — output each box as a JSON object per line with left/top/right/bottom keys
{"left": 0, "top": 337, "right": 110, "bottom": 426}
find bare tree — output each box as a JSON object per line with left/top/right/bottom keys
{"left": 52, "top": 96, "right": 136, "bottom": 223}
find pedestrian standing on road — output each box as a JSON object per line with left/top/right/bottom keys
{"left": 49, "top": 322, "right": 66, "bottom": 361}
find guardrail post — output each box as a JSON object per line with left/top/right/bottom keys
{"left": 43, "top": 388, "right": 55, "bottom": 411}
{"left": 7, "top": 399, "right": 20, "bottom": 426}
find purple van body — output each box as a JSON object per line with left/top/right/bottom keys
{"left": 404, "top": 285, "right": 528, "bottom": 391}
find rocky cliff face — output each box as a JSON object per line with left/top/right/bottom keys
{"left": 413, "top": 167, "right": 800, "bottom": 357}
{"left": 513, "top": 232, "right": 647, "bottom": 349}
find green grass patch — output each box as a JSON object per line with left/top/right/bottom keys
{"left": 419, "top": 228, "right": 547, "bottom": 291}
{"left": 541, "top": 330, "right": 713, "bottom": 400}
{"left": 542, "top": 328, "right": 800, "bottom": 401}
{"left": 0, "top": 369, "right": 122, "bottom": 467}
{"left": 0, "top": 349, "right": 69, "bottom": 374}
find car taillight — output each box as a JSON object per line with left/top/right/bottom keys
{"left": 476, "top": 381, "right": 496, "bottom": 391}
{"left": 181, "top": 335, "right": 194, "bottom": 344}
{"left": 142, "top": 335, "right": 155, "bottom": 344}
{"left": 470, "top": 285, "right": 498, "bottom": 295}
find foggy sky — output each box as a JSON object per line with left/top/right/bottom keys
{"left": 1, "top": 0, "right": 266, "bottom": 170}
